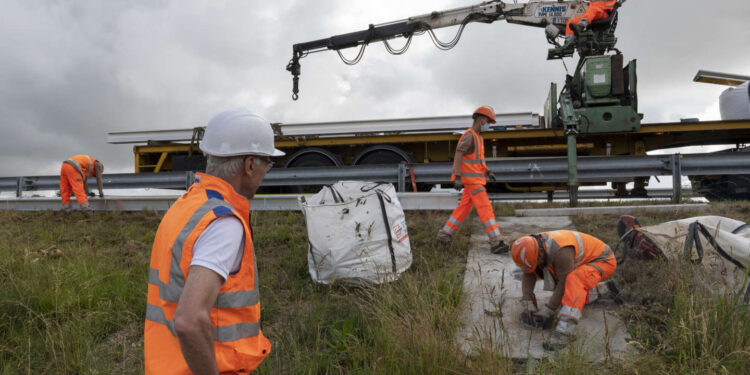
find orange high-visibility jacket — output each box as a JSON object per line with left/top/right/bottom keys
{"left": 585, "top": 0, "right": 618, "bottom": 22}
{"left": 540, "top": 230, "right": 615, "bottom": 278}
{"left": 145, "top": 173, "right": 270, "bottom": 374}
{"left": 66, "top": 155, "right": 97, "bottom": 177}
{"left": 451, "top": 128, "right": 488, "bottom": 185}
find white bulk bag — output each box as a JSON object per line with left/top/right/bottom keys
{"left": 298, "top": 181, "right": 412, "bottom": 285}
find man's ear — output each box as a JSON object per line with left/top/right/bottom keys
{"left": 244, "top": 156, "right": 255, "bottom": 175}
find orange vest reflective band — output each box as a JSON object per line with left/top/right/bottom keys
{"left": 541, "top": 230, "right": 614, "bottom": 276}
{"left": 68, "top": 155, "right": 97, "bottom": 177}
{"left": 452, "top": 128, "right": 487, "bottom": 185}
{"left": 144, "top": 173, "right": 270, "bottom": 374}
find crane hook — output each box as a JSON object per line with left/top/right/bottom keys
{"left": 286, "top": 54, "right": 302, "bottom": 101}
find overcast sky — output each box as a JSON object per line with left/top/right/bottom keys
{"left": 1, "top": 0, "right": 748, "bottom": 176}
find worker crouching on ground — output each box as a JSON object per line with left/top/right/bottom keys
{"left": 511, "top": 230, "right": 619, "bottom": 350}
{"left": 144, "top": 108, "right": 284, "bottom": 374}
{"left": 564, "top": 0, "right": 625, "bottom": 46}
{"left": 437, "top": 106, "right": 509, "bottom": 254}
{"left": 59, "top": 154, "right": 103, "bottom": 215}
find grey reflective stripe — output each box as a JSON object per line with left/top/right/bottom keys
{"left": 150, "top": 268, "right": 260, "bottom": 308}
{"left": 85, "top": 155, "right": 94, "bottom": 175}
{"left": 461, "top": 173, "right": 485, "bottom": 178}
{"left": 585, "top": 245, "right": 615, "bottom": 275}
{"left": 572, "top": 231, "right": 585, "bottom": 266}
{"left": 483, "top": 218, "right": 496, "bottom": 228}
{"left": 448, "top": 216, "right": 461, "bottom": 226}
{"left": 588, "top": 263, "right": 604, "bottom": 276}
{"left": 487, "top": 229, "right": 501, "bottom": 239}
{"left": 442, "top": 225, "right": 457, "bottom": 235}
{"left": 461, "top": 158, "right": 484, "bottom": 164}
{"left": 146, "top": 303, "right": 260, "bottom": 342}
{"left": 472, "top": 188, "right": 487, "bottom": 195}
{"left": 65, "top": 159, "right": 84, "bottom": 178}
{"left": 473, "top": 132, "right": 482, "bottom": 160}
{"left": 559, "top": 305, "right": 582, "bottom": 320}
{"left": 545, "top": 236, "right": 556, "bottom": 252}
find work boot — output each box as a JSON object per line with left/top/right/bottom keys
{"left": 62, "top": 204, "right": 72, "bottom": 214}
{"left": 490, "top": 239, "right": 510, "bottom": 254}
{"left": 81, "top": 204, "right": 93, "bottom": 218}
{"left": 543, "top": 317, "right": 578, "bottom": 351}
{"left": 437, "top": 230, "right": 452, "bottom": 244}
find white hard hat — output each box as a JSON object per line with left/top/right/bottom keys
{"left": 199, "top": 108, "right": 285, "bottom": 157}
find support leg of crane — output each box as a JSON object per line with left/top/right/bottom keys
{"left": 569, "top": 185, "right": 579, "bottom": 208}
{"left": 566, "top": 132, "right": 580, "bottom": 208}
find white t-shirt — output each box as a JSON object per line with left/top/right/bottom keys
{"left": 190, "top": 215, "right": 244, "bottom": 281}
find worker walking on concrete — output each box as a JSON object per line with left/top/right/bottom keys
{"left": 511, "top": 230, "right": 618, "bottom": 350}
{"left": 59, "top": 154, "right": 104, "bottom": 214}
{"left": 144, "top": 108, "right": 283, "bottom": 374}
{"left": 564, "top": 0, "right": 625, "bottom": 46}
{"left": 437, "top": 106, "right": 509, "bottom": 254}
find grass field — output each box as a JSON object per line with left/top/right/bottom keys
{"left": 1, "top": 202, "right": 749, "bottom": 374}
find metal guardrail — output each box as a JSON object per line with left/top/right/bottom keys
{"left": 0, "top": 190, "right": 699, "bottom": 212}
{"left": 2, "top": 153, "right": 748, "bottom": 203}
{"left": 0, "top": 172, "right": 195, "bottom": 197}
{"left": 0, "top": 193, "right": 463, "bottom": 212}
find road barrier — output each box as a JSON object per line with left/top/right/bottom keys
{"left": 2, "top": 152, "right": 748, "bottom": 203}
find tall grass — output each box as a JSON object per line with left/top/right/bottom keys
{"left": 1, "top": 201, "right": 749, "bottom": 373}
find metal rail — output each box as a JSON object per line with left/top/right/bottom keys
{"left": 0, "top": 190, "right": 697, "bottom": 212}
{"left": 106, "top": 113, "right": 540, "bottom": 144}
{"left": 0, "top": 193, "right": 462, "bottom": 212}
{"left": 2, "top": 152, "right": 748, "bottom": 203}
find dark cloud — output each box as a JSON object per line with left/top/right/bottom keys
{"left": 1, "top": 0, "right": 748, "bottom": 176}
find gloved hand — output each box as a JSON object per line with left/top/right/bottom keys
{"left": 453, "top": 178, "right": 463, "bottom": 191}
{"left": 487, "top": 171, "right": 497, "bottom": 182}
{"left": 534, "top": 304, "right": 555, "bottom": 320}
{"left": 99, "top": 192, "right": 104, "bottom": 198}
{"left": 87, "top": 192, "right": 95, "bottom": 197}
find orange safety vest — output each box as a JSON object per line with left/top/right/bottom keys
{"left": 144, "top": 173, "right": 270, "bottom": 374}
{"left": 67, "top": 155, "right": 97, "bottom": 177}
{"left": 451, "top": 128, "right": 488, "bottom": 185}
{"left": 540, "top": 230, "right": 614, "bottom": 278}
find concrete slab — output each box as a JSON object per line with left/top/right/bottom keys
{"left": 455, "top": 217, "right": 631, "bottom": 360}
{"left": 516, "top": 203, "right": 710, "bottom": 217}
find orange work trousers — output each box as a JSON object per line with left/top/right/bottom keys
{"left": 60, "top": 163, "right": 89, "bottom": 206}
{"left": 565, "top": 5, "right": 609, "bottom": 35}
{"left": 440, "top": 184, "right": 501, "bottom": 241}
{"left": 558, "top": 255, "right": 617, "bottom": 321}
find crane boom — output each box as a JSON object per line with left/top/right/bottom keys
{"left": 287, "top": 0, "right": 589, "bottom": 100}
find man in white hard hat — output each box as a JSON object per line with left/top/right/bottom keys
{"left": 144, "top": 108, "right": 284, "bottom": 374}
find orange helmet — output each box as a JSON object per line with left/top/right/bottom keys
{"left": 511, "top": 235, "right": 543, "bottom": 273}
{"left": 473, "top": 105, "right": 496, "bottom": 124}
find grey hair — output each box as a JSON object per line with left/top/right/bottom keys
{"left": 205, "top": 155, "right": 264, "bottom": 180}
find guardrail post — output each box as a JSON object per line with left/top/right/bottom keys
{"left": 16, "top": 177, "right": 22, "bottom": 198}
{"left": 397, "top": 164, "right": 406, "bottom": 193}
{"left": 186, "top": 171, "right": 195, "bottom": 190}
{"left": 671, "top": 154, "right": 682, "bottom": 203}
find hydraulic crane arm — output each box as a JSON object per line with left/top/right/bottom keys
{"left": 286, "top": 0, "right": 590, "bottom": 100}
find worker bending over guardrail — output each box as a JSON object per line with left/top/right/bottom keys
{"left": 59, "top": 154, "right": 103, "bottom": 216}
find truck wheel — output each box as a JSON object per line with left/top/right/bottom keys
{"left": 283, "top": 148, "right": 343, "bottom": 193}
